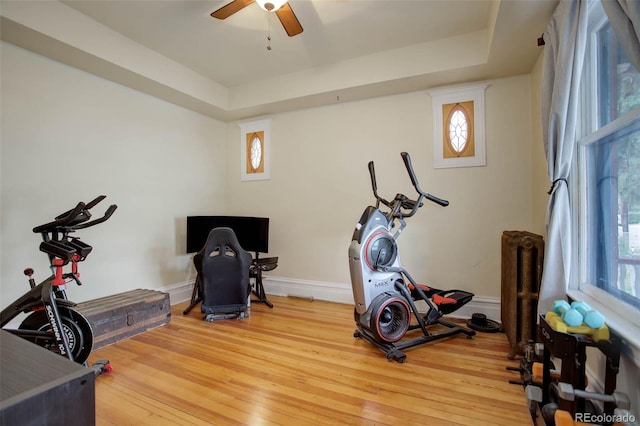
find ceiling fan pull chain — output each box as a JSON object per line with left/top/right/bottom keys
{"left": 267, "top": 13, "right": 272, "bottom": 51}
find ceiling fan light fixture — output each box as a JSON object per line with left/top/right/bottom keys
{"left": 256, "top": 0, "right": 288, "bottom": 12}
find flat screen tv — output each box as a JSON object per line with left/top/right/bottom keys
{"left": 186, "top": 216, "right": 269, "bottom": 254}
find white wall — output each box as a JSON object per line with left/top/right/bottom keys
{"left": 1, "top": 40, "right": 536, "bottom": 309}
{"left": 1, "top": 42, "right": 227, "bottom": 304}
{"left": 226, "top": 74, "right": 534, "bottom": 301}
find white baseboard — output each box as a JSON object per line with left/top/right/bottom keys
{"left": 447, "top": 295, "right": 501, "bottom": 322}
{"left": 162, "top": 276, "right": 501, "bottom": 322}
{"left": 162, "top": 280, "right": 195, "bottom": 305}
{"left": 261, "top": 276, "right": 354, "bottom": 304}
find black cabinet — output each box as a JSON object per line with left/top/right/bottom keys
{"left": 0, "top": 330, "right": 95, "bottom": 426}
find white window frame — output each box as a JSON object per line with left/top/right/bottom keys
{"left": 428, "top": 83, "right": 488, "bottom": 169}
{"left": 569, "top": 0, "right": 640, "bottom": 365}
{"left": 238, "top": 118, "right": 271, "bottom": 181}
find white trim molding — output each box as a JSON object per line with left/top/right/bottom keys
{"left": 162, "top": 280, "right": 195, "bottom": 305}
{"left": 428, "top": 82, "right": 489, "bottom": 169}
{"left": 238, "top": 117, "right": 271, "bottom": 181}
{"left": 259, "top": 276, "right": 354, "bottom": 304}
{"left": 162, "top": 276, "right": 501, "bottom": 322}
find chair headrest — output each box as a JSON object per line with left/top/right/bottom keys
{"left": 203, "top": 227, "right": 248, "bottom": 256}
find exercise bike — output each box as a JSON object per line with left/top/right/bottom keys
{"left": 349, "top": 152, "right": 476, "bottom": 362}
{"left": 1, "top": 196, "right": 117, "bottom": 374}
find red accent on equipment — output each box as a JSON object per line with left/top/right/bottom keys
{"left": 71, "top": 254, "right": 80, "bottom": 277}
{"left": 433, "top": 294, "right": 457, "bottom": 306}
{"left": 52, "top": 258, "right": 66, "bottom": 287}
{"left": 407, "top": 283, "right": 431, "bottom": 292}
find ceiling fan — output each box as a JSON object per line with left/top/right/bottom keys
{"left": 211, "top": 0, "right": 303, "bottom": 37}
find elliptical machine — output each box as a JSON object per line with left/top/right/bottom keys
{"left": 1, "top": 196, "right": 116, "bottom": 374}
{"left": 349, "top": 152, "right": 476, "bottom": 362}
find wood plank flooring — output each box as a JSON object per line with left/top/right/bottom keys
{"left": 88, "top": 296, "right": 532, "bottom": 425}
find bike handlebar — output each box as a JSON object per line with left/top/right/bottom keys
{"left": 53, "top": 195, "right": 105, "bottom": 222}
{"left": 32, "top": 196, "right": 117, "bottom": 234}
{"left": 84, "top": 195, "right": 106, "bottom": 210}
{"left": 73, "top": 204, "right": 117, "bottom": 230}
{"left": 33, "top": 202, "right": 86, "bottom": 233}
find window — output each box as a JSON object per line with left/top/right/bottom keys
{"left": 429, "top": 83, "right": 487, "bottom": 168}
{"left": 574, "top": 2, "right": 640, "bottom": 338}
{"left": 445, "top": 102, "right": 474, "bottom": 157}
{"left": 239, "top": 118, "right": 271, "bottom": 181}
{"left": 248, "top": 132, "right": 264, "bottom": 173}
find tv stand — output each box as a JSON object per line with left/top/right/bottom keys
{"left": 250, "top": 255, "right": 278, "bottom": 309}
{"left": 182, "top": 273, "right": 202, "bottom": 315}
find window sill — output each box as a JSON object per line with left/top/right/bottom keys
{"left": 567, "top": 288, "right": 640, "bottom": 368}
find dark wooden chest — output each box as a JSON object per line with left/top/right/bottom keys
{"left": 75, "top": 289, "right": 171, "bottom": 349}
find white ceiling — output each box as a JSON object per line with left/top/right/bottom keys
{"left": 1, "top": 0, "right": 558, "bottom": 120}
{"left": 62, "top": 0, "right": 496, "bottom": 87}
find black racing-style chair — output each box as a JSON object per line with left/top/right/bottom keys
{"left": 194, "top": 227, "right": 253, "bottom": 321}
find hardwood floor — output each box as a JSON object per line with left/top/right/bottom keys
{"left": 88, "top": 296, "right": 532, "bottom": 425}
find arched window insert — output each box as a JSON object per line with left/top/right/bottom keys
{"left": 446, "top": 103, "right": 472, "bottom": 156}
{"left": 248, "top": 132, "right": 264, "bottom": 172}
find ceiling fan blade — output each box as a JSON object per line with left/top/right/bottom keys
{"left": 210, "top": 0, "right": 255, "bottom": 20}
{"left": 275, "top": 3, "right": 303, "bottom": 37}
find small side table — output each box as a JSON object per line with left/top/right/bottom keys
{"left": 538, "top": 314, "right": 621, "bottom": 417}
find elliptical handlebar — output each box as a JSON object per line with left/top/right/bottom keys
{"left": 367, "top": 152, "right": 448, "bottom": 220}
{"left": 400, "top": 152, "right": 449, "bottom": 208}
{"left": 368, "top": 161, "right": 391, "bottom": 208}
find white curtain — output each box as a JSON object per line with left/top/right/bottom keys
{"left": 601, "top": 0, "right": 640, "bottom": 70}
{"left": 538, "top": 0, "right": 589, "bottom": 315}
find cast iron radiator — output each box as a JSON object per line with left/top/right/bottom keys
{"left": 500, "top": 231, "right": 544, "bottom": 359}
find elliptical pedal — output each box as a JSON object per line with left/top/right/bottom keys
{"left": 432, "top": 290, "right": 474, "bottom": 315}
